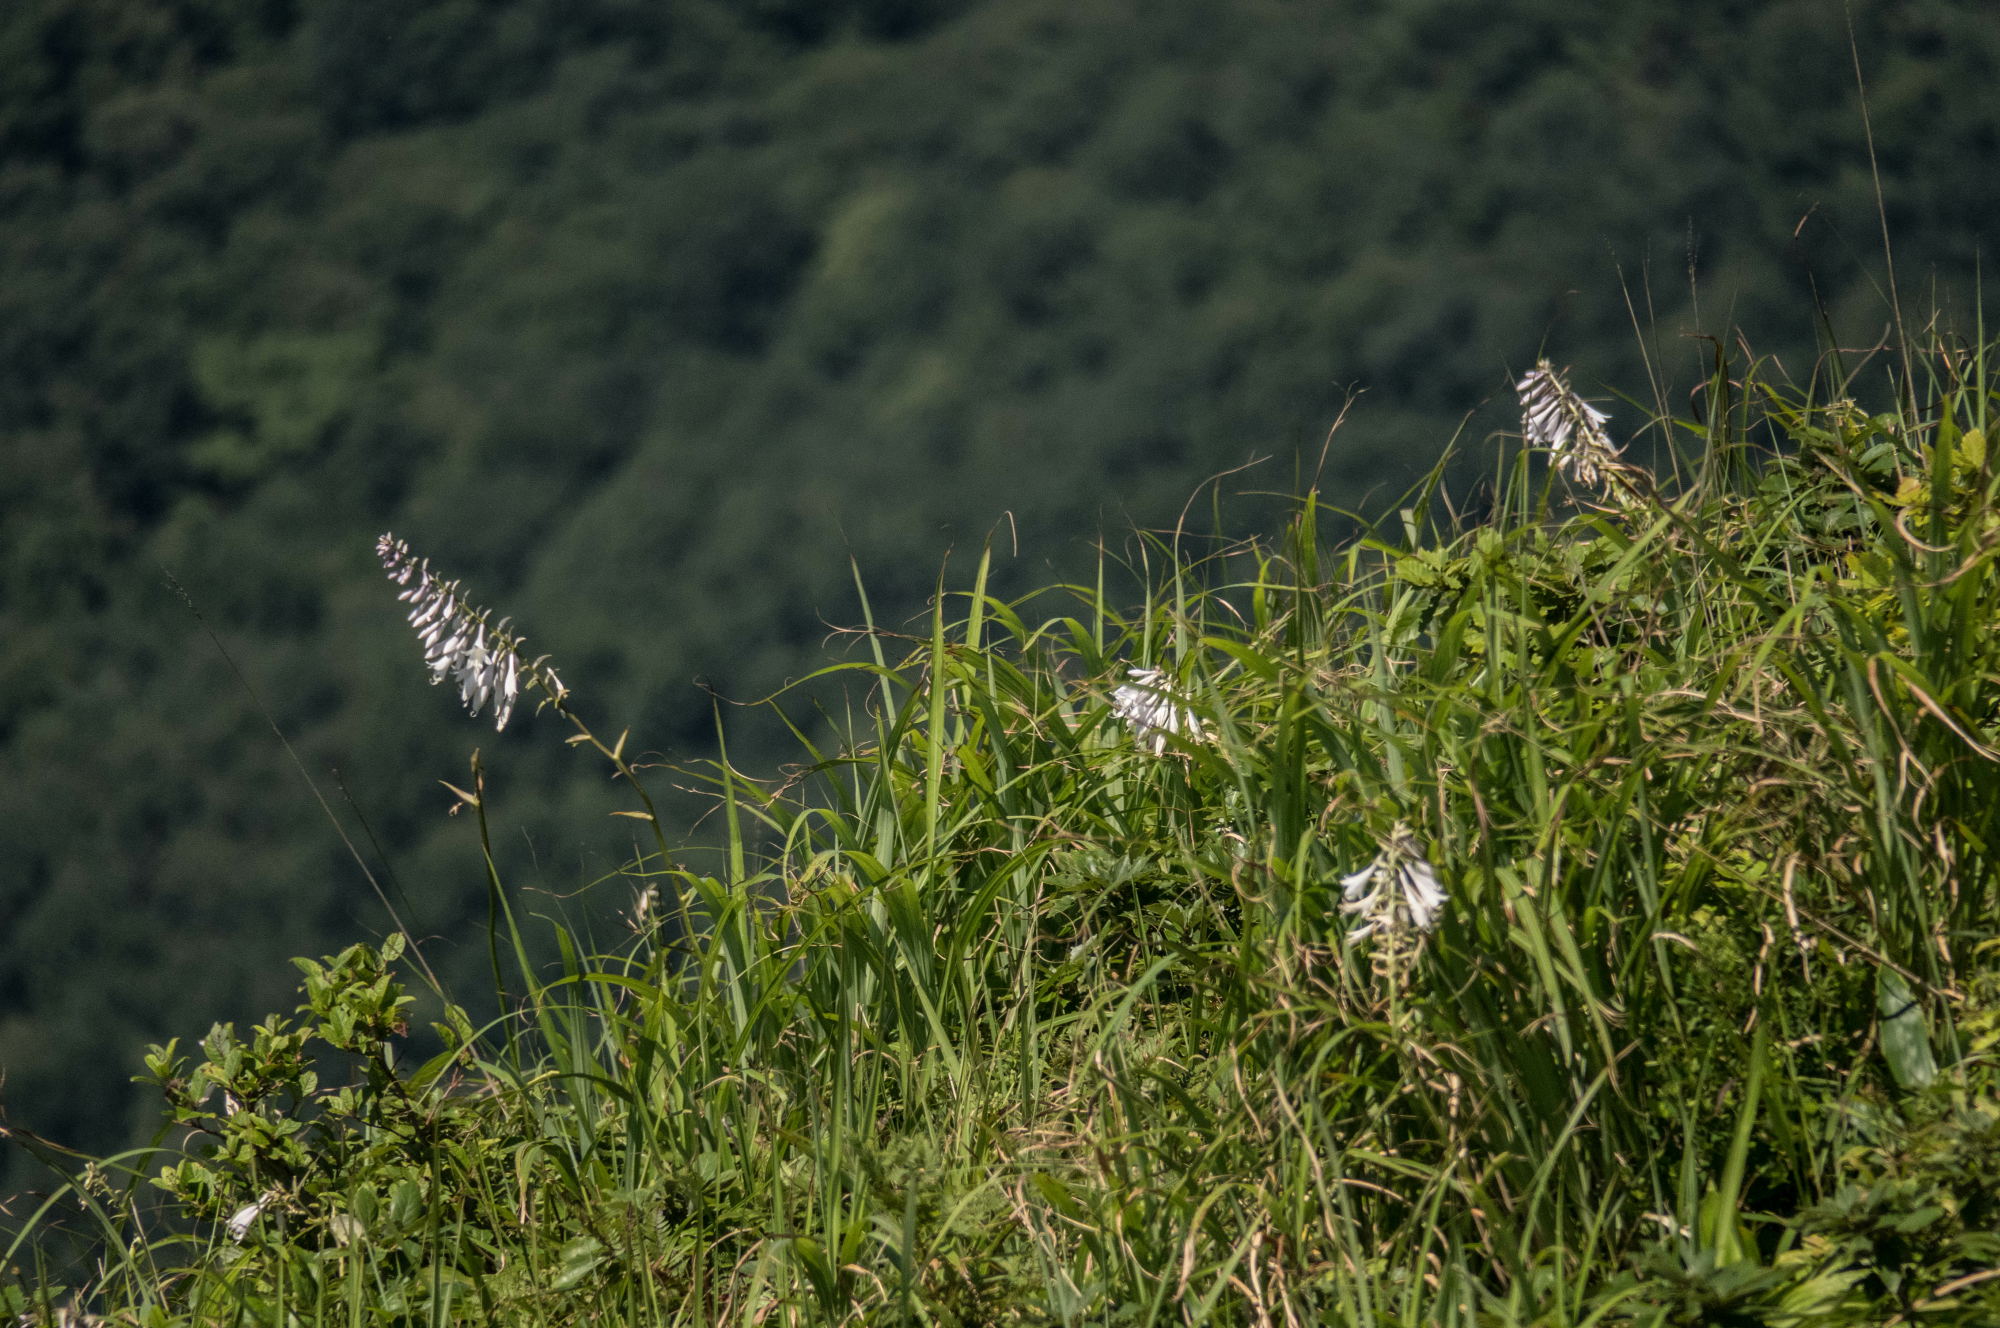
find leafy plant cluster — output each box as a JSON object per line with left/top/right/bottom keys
{"left": 6, "top": 330, "right": 2000, "bottom": 1323}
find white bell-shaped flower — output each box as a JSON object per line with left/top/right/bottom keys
{"left": 1339, "top": 827, "right": 1447, "bottom": 943}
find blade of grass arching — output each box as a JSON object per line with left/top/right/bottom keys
{"left": 851, "top": 555, "right": 890, "bottom": 673}
{"left": 1179, "top": 1189, "right": 1258, "bottom": 1326}
{"left": 1367, "top": 633, "right": 1409, "bottom": 793}
{"left": 965, "top": 541, "right": 991, "bottom": 658}
{"left": 1529, "top": 796, "right": 1625, "bottom": 1074}
{"left": 1095, "top": 539, "right": 1108, "bottom": 659}
{"left": 0, "top": 1151, "right": 168, "bottom": 1289}
{"left": 1516, "top": 1059, "right": 1623, "bottom": 1264}
{"left": 859, "top": 673, "right": 939, "bottom": 870}
{"left": 1168, "top": 533, "right": 1193, "bottom": 667}
{"left": 535, "top": 928, "right": 598, "bottom": 1116}
{"left": 1495, "top": 862, "right": 1579, "bottom": 1072}
{"left": 925, "top": 581, "right": 950, "bottom": 860}
{"left": 878, "top": 879, "right": 968, "bottom": 1098}
{"left": 1973, "top": 294, "right": 1992, "bottom": 439}
{"left": 1708, "top": 1022, "right": 1768, "bottom": 1267}
{"left": 1284, "top": 492, "right": 1322, "bottom": 655}
{"left": 713, "top": 703, "right": 746, "bottom": 888}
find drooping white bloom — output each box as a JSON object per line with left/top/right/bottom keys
{"left": 1516, "top": 359, "right": 1623, "bottom": 489}
{"left": 626, "top": 882, "right": 661, "bottom": 933}
{"left": 377, "top": 533, "right": 566, "bottom": 730}
{"left": 226, "top": 1196, "right": 268, "bottom": 1243}
{"left": 1110, "top": 667, "right": 1207, "bottom": 755}
{"left": 13, "top": 1307, "right": 103, "bottom": 1328}
{"left": 1339, "top": 827, "right": 1447, "bottom": 944}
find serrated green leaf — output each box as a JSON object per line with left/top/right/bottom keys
{"left": 551, "top": 1235, "right": 607, "bottom": 1292}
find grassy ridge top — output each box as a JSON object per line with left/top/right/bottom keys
{"left": 10, "top": 336, "right": 2000, "bottom": 1323}
{"left": 7, "top": 0, "right": 1998, "bottom": 1179}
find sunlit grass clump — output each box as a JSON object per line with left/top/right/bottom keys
{"left": 9, "top": 332, "right": 2000, "bottom": 1326}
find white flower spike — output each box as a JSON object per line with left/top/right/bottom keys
{"left": 1110, "top": 667, "right": 1208, "bottom": 756}
{"left": 377, "top": 533, "right": 567, "bottom": 730}
{"left": 1339, "top": 826, "right": 1447, "bottom": 944}
{"left": 1516, "top": 359, "right": 1624, "bottom": 489}
{"left": 226, "top": 1196, "right": 268, "bottom": 1243}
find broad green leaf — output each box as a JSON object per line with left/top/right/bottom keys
{"left": 1876, "top": 967, "right": 1938, "bottom": 1090}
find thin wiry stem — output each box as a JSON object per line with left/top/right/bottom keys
{"left": 376, "top": 533, "right": 687, "bottom": 949}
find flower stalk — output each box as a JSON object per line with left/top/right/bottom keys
{"left": 1516, "top": 359, "right": 1629, "bottom": 491}
{"left": 376, "top": 534, "right": 687, "bottom": 948}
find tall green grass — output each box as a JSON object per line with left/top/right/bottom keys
{"left": 9, "top": 330, "right": 2000, "bottom": 1325}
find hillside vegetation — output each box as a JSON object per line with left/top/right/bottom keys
{"left": 8, "top": 331, "right": 2000, "bottom": 1325}
{"left": 4, "top": 0, "right": 1999, "bottom": 1181}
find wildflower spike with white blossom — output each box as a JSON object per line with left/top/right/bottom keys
{"left": 1338, "top": 826, "right": 1447, "bottom": 944}
{"left": 1109, "top": 666, "right": 1209, "bottom": 755}
{"left": 225, "top": 1195, "right": 269, "bottom": 1243}
{"left": 377, "top": 533, "right": 566, "bottom": 730}
{"left": 1515, "top": 358, "right": 1624, "bottom": 489}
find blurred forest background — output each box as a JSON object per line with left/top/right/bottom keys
{"left": 1, "top": 0, "right": 1994, "bottom": 1194}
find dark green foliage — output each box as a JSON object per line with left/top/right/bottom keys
{"left": 3, "top": 0, "right": 1998, "bottom": 1206}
